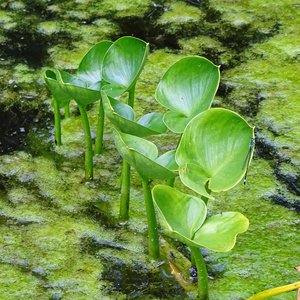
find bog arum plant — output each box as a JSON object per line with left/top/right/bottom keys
{"left": 44, "top": 40, "right": 112, "bottom": 179}
{"left": 101, "top": 36, "right": 150, "bottom": 221}
{"left": 155, "top": 56, "right": 220, "bottom": 133}
{"left": 152, "top": 185, "right": 249, "bottom": 299}
{"left": 152, "top": 108, "right": 255, "bottom": 299}
{"left": 44, "top": 69, "right": 72, "bottom": 146}
{"left": 113, "top": 129, "right": 177, "bottom": 259}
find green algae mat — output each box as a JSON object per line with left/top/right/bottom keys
{"left": 0, "top": 1, "right": 299, "bottom": 299}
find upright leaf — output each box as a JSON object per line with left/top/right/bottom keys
{"left": 155, "top": 56, "right": 220, "bottom": 133}
{"left": 102, "top": 36, "right": 150, "bottom": 97}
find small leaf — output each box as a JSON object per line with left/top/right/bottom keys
{"left": 102, "top": 36, "right": 149, "bottom": 96}
{"left": 113, "top": 130, "right": 176, "bottom": 180}
{"left": 153, "top": 185, "right": 207, "bottom": 241}
{"left": 156, "top": 56, "right": 220, "bottom": 133}
{"left": 44, "top": 69, "right": 71, "bottom": 108}
{"left": 176, "top": 108, "right": 255, "bottom": 196}
{"left": 57, "top": 70, "right": 101, "bottom": 107}
{"left": 102, "top": 91, "right": 167, "bottom": 137}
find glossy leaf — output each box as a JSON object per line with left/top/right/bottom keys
{"left": 153, "top": 185, "right": 207, "bottom": 241}
{"left": 44, "top": 69, "right": 71, "bottom": 108}
{"left": 101, "top": 91, "right": 167, "bottom": 137}
{"left": 57, "top": 70, "right": 101, "bottom": 107}
{"left": 152, "top": 185, "right": 249, "bottom": 252}
{"left": 77, "top": 40, "right": 113, "bottom": 84}
{"left": 155, "top": 56, "right": 220, "bottom": 133}
{"left": 102, "top": 36, "right": 149, "bottom": 97}
{"left": 113, "top": 130, "right": 176, "bottom": 180}
{"left": 176, "top": 108, "right": 255, "bottom": 197}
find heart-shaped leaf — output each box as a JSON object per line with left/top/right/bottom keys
{"left": 44, "top": 69, "right": 71, "bottom": 108}
{"left": 113, "top": 130, "right": 177, "bottom": 180}
{"left": 192, "top": 212, "right": 249, "bottom": 252}
{"left": 152, "top": 185, "right": 207, "bottom": 241}
{"left": 155, "top": 56, "right": 220, "bottom": 133}
{"left": 102, "top": 36, "right": 150, "bottom": 97}
{"left": 102, "top": 91, "right": 167, "bottom": 137}
{"left": 152, "top": 185, "right": 249, "bottom": 252}
{"left": 176, "top": 108, "right": 255, "bottom": 197}
{"left": 77, "top": 40, "right": 113, "bottom": 84}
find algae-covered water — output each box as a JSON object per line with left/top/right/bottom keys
{"left": 0, "top": 1, "right": 299, "bottom": 299}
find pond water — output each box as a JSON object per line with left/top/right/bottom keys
{"left": 0, "top": 1, "right": 299, "bottom": 299}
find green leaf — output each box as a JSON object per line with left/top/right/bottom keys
{"left": 152, "top": 186, "right": 249, "bottom": 252}
{"left": 192, "top": 212, "right": 249, "bottom": 252}
{"left": 57, "top": 70, "right": 101, "bottom": 107}
{"left": 155, "top": 56, "right": 220, "bottom": 133}
{"left": 102, "top": 36, "right": 150, "bottom": 97}
{"left": 101, "top": 91, "right": 167, "bottom": 137}
{"left": 77, "top": 40, "right": 113, "bottom": 84}
{"left": 163, "top": 111, "right": 191, "bottom": 134}
{"left": 152, "top": 185, "right": 207, "bottom": 241}
{"left": 176, "top": 108, "right": 255, "bottom": 196}
{"left": 44, "top": 69, "right": 71, "bottom": 108}
{"left": 113, "top": 130, "right": 176, "bottom": 180}
{"left": 155, "top": 150, "right": 178, "bottom": 171}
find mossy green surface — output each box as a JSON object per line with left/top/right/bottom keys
{"left": 1, "top": 0, "right": 299, "bottom": 299}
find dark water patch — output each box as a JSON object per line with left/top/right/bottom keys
{"left": 115, "top": 16, "right": 180, "bottom": 50}
{"left": 0, "top": 102, "right": 52, "bottom": 155}
{"left": 86, "top": 201, "right": 118, "bottom": 229}
{"left": 1, "top": 18, "right": 49, "bottom": 67}
{"left": 80, "top": 235, "right": 128, "bottom": 255}
{"left": 275, "top": 171, "right": 300, "bottom": 196}
{"left": 0, "top": 211, "right": 41, "bottom": 226}
{"left": 269, "top": 194, "right": 300, "bottom": 212}
{"left": 100, "top": 255, "right": 185, "bottom": 299}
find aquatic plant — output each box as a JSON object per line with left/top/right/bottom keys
{"left": 44, "top": 41, "right": 112, "bottom": 179}
{"left": 155, "top": 56, "right": 220, "bottom": 133}
{"left": 101, "top": 37, "right": 150, "bottom": 220}
{"left": 152, "top": 108, "right": 255, "bottom": 299}
{"left": 44, "top": 69, "right": 72, "bottom": 146}
{"left": 113, "top": 129, "right": 177, "bottom": 259}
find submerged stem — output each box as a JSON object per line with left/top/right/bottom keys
{"left": 247, "top": 281, "right": 300, "bottom": 300}
{"left": 190, "top": 247, "right": 209, "bottom": 300}
{"left": 78, "top": 105, "right": 93, "bottom": 180}
{"left": 119, "top": 160, "right": 130, "bottom": 221}
{"left": 53, "top": 99, "right": 62, "bottom": 146}
{"left": 95, "top": 97, "right": 105, "bottom": 154}
{"left": 142, "top": 177, "right": 160, "bottom": 260}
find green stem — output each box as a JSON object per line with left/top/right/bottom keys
{"left": 128, "top": 84, "right": 136, "bottom": 108}
{"left": 119, "top": 160, "right": 130, "bottom": 221}
{"left": 118, "top": 84, "right": 136, "bottom": 220}
{"left": 64, "top": 103, "right": 70, "bottom": 118}
{"left": 142, "top": 177, "right": 160, "bottom": 260}
{"left": 53, "top": 99, "right": 62, "bottom": 146}
{"left": 94, "top": 97, "right": 105, "bottom": 154}
{"left": 78, "top": 105, "right": 93, "bottom": 180}
{"left": 247, "top": 281, "right": 300, "bottom": 300}
{"left": 166, "top": 177, "right": 175, "bottom": 187}
{"left": 190, "top": 247, "right": 209, "bottom": 300}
